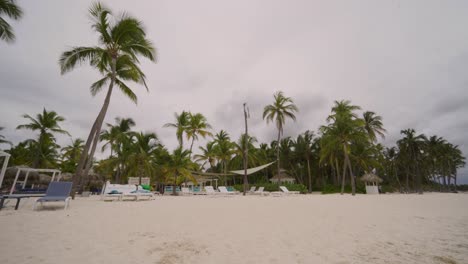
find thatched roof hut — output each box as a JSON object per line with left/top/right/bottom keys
{"left": 360, "top": 173, "right": 383, "bottom": 184}
{"left": 270, "top": 169, "right": 295, "bottom": 184}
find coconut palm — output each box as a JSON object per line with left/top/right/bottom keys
{"left": 186, "top": 113, "right": 213, "bottom": 155}
{"left": 100, "top": 117, "right": 135, "bottom": 158}
{"left": 397, "top": 129, "right": 426, "bottom": 193}
{"left": 59, "top": 2, "right": 156, "bottom": 194}
{"left": 0, "top": 0, "right": 23, "bottom": 42}
{"left": 0, "top": 127, "right": 12, "bottom": 147}
{"left": 127, "top": 132, "right": 159, "bottom": 184}
{"left": 164, "top": 111, "right": 190, "bottom": 148}
{"left": 263, "top": 91, "right": 298, "bottom": 181}
{"left": 363, "top": 111, "right": 386, "bottom": 142}
{"left": 320, "top": 100, "right": 367, "bottom": 195}
{"left": 61, "top": 138, "right": 84, "bottom": 173}
{"left": 161, "top": 147, "right": 195, "bottom": 195}
{"left": 16, "top": 108, "right": 69, "bottom": 167}
{"left": 194, "top": 141, "right": 217, "bottom": 170}
{"left": 213, "top": 130, "right": 235, "bottom": 184}
{"left": 294, "top": 130, "right": 315, "bottom": 192}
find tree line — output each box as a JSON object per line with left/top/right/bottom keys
{"left": 0, "top": 1, "right": 465, "bottom": 194}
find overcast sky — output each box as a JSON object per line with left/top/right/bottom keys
{"left": 1, "top": 0, "right": 467, "bottom": 183}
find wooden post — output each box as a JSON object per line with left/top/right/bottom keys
{"left": 243, "top": 103, "right": 249, "bottom": 196}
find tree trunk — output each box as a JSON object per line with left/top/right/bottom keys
{"left": 189, "top": 138, "right": 195, "bottom": 158}
{"left": 173, "top": 172, "right": 178, "bottom": 195}
{"left": 307, "top": 158, "right": 312, "bottom": 193}
{"left": 243, "top": 103, "right": 249, "bottom": 196}
{"left": 345, "top": 149, "right": 355, "bottom": 196}
{"left": 340, "top": 158, "right": 346, "bottom": 195}
{"left": 335, "top": 158, "right": 341, "bottom": 186}
{"left": 277, "top": 129, "right": 281, "bottom": 183}
{"left": 71, "top": 58, "right": 116, "bottom": 198}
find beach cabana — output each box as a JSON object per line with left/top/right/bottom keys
{"left": 360, "top": 173, "right": 383, "bottom": 194}
{"left": 8, "top": 167, "right": 61, "bottom": 195}
{"left": 269, "top": 169, "right": 295, "bottom": 184}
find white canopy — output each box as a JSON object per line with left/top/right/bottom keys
{"left": 229, "top": 161, "right": 276, "bottom": 175}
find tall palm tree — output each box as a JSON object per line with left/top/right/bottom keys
{"left": 186, "top": 113, "right": 213, "bottom": 155}
{"left": 100, "top": 117, "right": 135, "bottom": 158}
{"left": 0, "top": 127, "right": 12, "bottom": 147}
{"left": 59, "top": 2, "right": 156, "bottom": 194}
{"left": 294, "top": 130, "right": 314, "bottom": 192}
{"left": 61, "top": 138, "right": 84, "bottom": 173}
{"left": 397, "top": 129, "right": 426, "bottom": 193}
{"left": 164, "top": 111, "right": 190, "bottom": 148}
{"left": 161, "top": 147, "right": 195, "bottom": 195}
{"left": 16, "top": 108, "right": 69, "bottom": 167}
{"left": 127, "top": 132, "right": 159, "bottom": 184}
{"left": 194, "top": 141, "right": 217, "bottom": 170}
{"left": 0, "top": 0, "right": 23, "bottom": 42}
{"left": 320, "top": 100, "right": 367, "bottom": 195}
{"left": 363, "top": 111, "right": 386, "bottom": 142}
{"left": 263, "top": 91, "right": 298, "bottom": 182}
{"left": 213, "top": 130, "right": 235, "bottom": 184}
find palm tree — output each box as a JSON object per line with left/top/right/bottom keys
{"left": 59, "top": 2, "right": 156, "bottom": 194}
{"left": 213, "top": 130, "right": 235, "bottom": 184}
{"left": 61, "top": 138, "right": 84, "bottom": 173}
{"left": 127, "top": 132, "right": 159, "bottom": 185}
{"left": 397, "top": 129, "right": 426, "bottom": 193}
{"left": 164, "top": 111, "right": 190, "bottom": 149}
{"left": 194, "top": 141, "right": 217, "bottom": 170}
{"left": 363, "top": 111, "right": 386, "bottom": 142}
{"left": 100, "top": 117, "right": 135, "bottom": 158}
{"left": 0, "top": 0, "right": 23, "bottom": 42}
{"left": 186, "top": 113, "right": 213, "bottom": 155}
{"left": 161, "top": 147, "right": 195, "bottom": 195}
{"left": 294, "top": 130, "right": 314, "bottom": 192}
{"left": 0, "top": 127, "right": 12, "bottom": 147}
{"left": 263, "top": 91, "right": 298, "bottom": 182}
{"left": 16, "top": 108, "right": 69, "bottom": 167}
{"left": 320, "top": 100, "right": 367, "bottom": 195}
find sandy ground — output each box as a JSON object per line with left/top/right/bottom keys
{"left": 0, "top": 193, "right": 467, "bottom": 264}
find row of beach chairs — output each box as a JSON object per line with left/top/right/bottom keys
{"left": 165, "top": 185, "right": 300, "bottom": 196}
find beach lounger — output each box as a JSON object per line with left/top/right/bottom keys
{"left": 204, "top": 186, "right": 221, "bottom": 195}
{"left": 191, "top": 186, "right": 205, "bottom": 195}
{"left": 33, "top": 182, "right": 73, "bottom": 210}
{"left": 279, "top": 186, "right": 300, "bottom": 195}
{"left": 253, "top": 186, "right": 269, "bottom": 196}
{"left": 218, "top": 186, "right": 238, "bottom": 195}
{"left": 181, "top": 187, "right": 193, "bottom": 195}
{"left": 248, "top": 186, "right": 256, "bottom": 193}
{"left": 101, "top": 182, "right": 153, "bottom": 201}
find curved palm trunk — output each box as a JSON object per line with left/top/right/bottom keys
{"left": 345, "top": 150, "right": 355, "bottom": 195}
{"left": 173, "top": 171, "right": 178, "bottom": 195}
{"left": 72, "top": 59, "right": 116, "bottom": 198}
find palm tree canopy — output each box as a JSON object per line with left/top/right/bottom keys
{"left": 363, "top": 111, "right": 386, "bottom": 142}
{"left": 164, "top": 111, "right": 191, "bottom": 147}
{"left": 16, "top": 108, "right": 70, "bottom": 138}
{"left": 263, "top": 91, "right": 298, "bottom": 135}
{"left": 0, "top": 0, "right": 23, "bottom": 42}
{"left": 59, "top": 2, "right": 156, "bottom": 104}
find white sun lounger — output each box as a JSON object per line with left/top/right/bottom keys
{"left": 204, "top": 186, "right": 222, "bottom": 195}
{"left": 101, "top": 181, "right": 153, "bottom": 201}
{"left": 218, "top": 186, "right": 238, "bottom": 195}
{"left": 279, "top": 186, "right": 300, "bottom": 195}
{"left": 253, "top": 186, "right": 270, "bottom": 196}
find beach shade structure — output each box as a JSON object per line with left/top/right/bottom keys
{"left": 360, "top": 173, "right": 383, "bottom": 194}
{"left": 269, "top": 169, "right": 296, "bottom": 184}
{"left": 6, "top": 167, "right": 62, "bottom": 195}
{"left": 33, "top": 182, "right": 73, "bottom": 210}
{"left": 0, "top": 151, "right": 11, "bottom": 189}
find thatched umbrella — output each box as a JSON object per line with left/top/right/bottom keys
{"left": 269, "top": 169, "right": 295, "bottom": 184}
{"left": 360, "top": 173, "right": 383, "bottom": 184}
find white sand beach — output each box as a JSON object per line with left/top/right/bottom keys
{"left": 1, "top": 193, "right": 467, "bottom": 264}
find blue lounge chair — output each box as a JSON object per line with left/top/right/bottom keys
{"left": 33, "top": 182, "right": 73, "bottom": 210}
